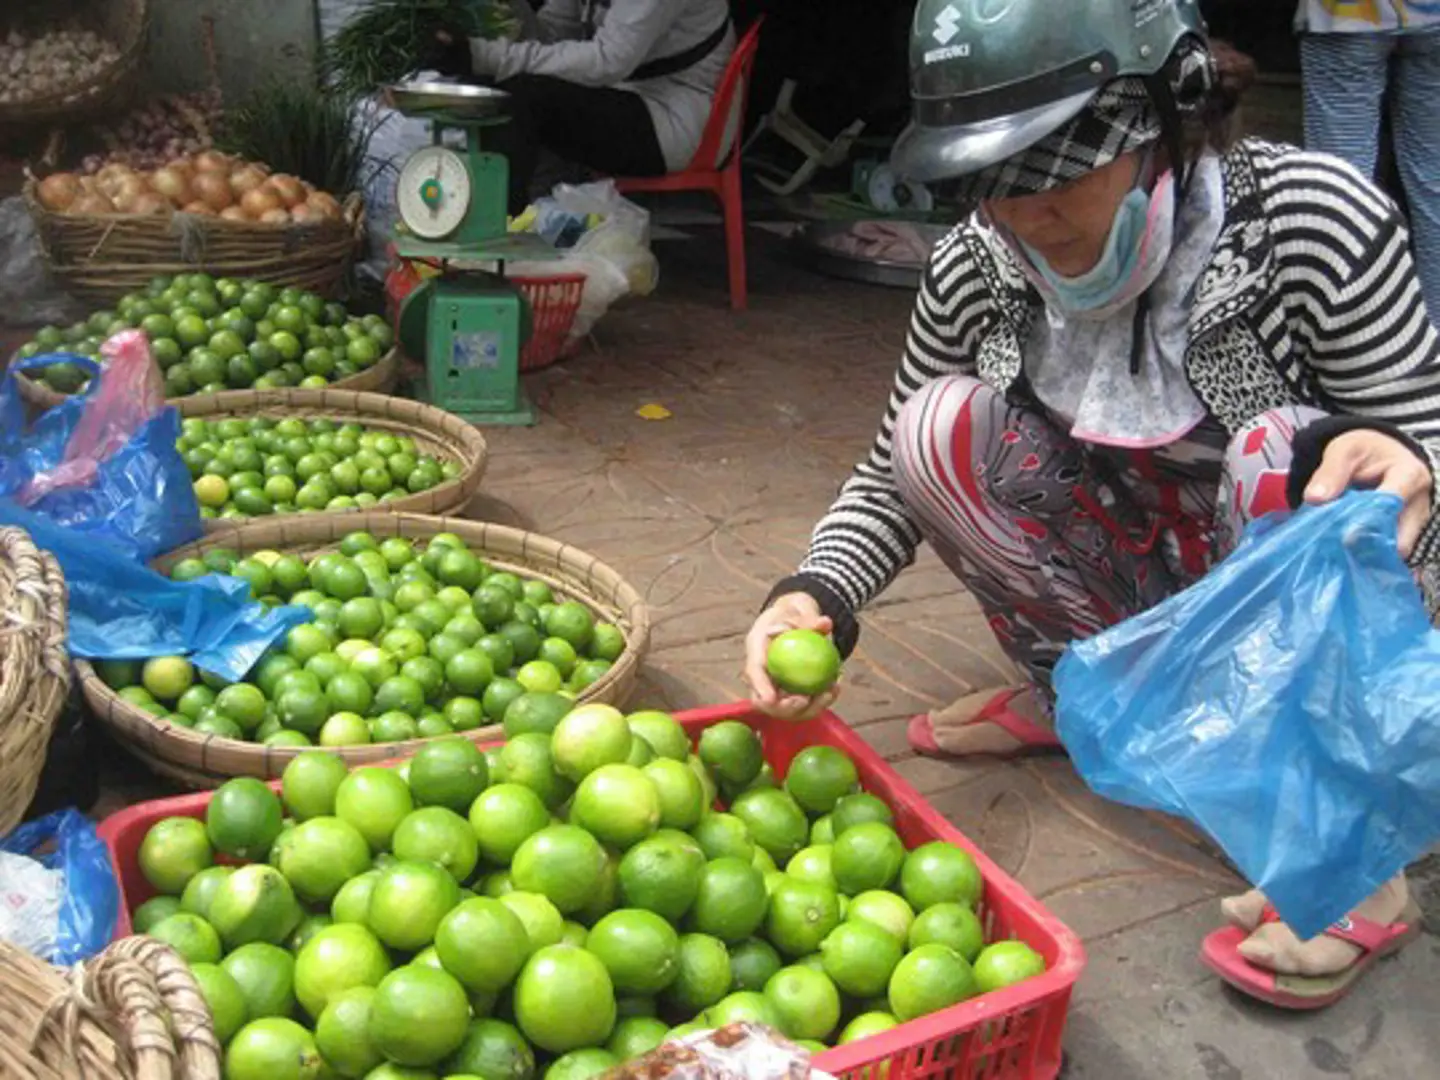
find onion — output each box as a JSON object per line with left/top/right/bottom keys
{"left": 191, "top": 171, "right": 233, "bottom": 212}
{"left": 307, "top": 191, "right": 342, "bottom": 220}
{"left": 240, "top": 187, "right": 283, "bottom": 218}
{"left": 96, "top": 164, "right": 136, "bottom": 198}
{"left": 69, "top": 193, "right": 115, "bottom": 215}
{"left": 149, "top": 166, "right": 190, "bottom": 206}
{"left": 259, "top": 208, "right": 292, "bottom": 225}
{"left": 37, "top": 173, "right": 82, "bottom": 212}
{"left": 218, "top": 205, "right": 250, "bottom": 222}
{"left": 130, "top": 193, "right": 170, "bottom": 216}
{"left": 290, "top": 203, "right": 327, "bottom": 225}
{"left": 181, "top": 200, "right": 216, "bottom": 216}
{"left": 229, "top": 165, "right": 268, "bottom": 197}
{"left": 267, "top": 174, "right": 307, "bottom": 208}
{"left": 113, "top": 174, "right": 150, "bottom": 205}
{"left": 193, "top": 150, "right": 233, "bottom": 173}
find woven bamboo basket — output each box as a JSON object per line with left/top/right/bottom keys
{"left": 0, "top": 936, "right": 220, "bottom": 1080}
{"left": 12, "top": 345, "right": 401, "bottom": 413}
{"left": 0, "top": 1, "right": 149, "bottom": 132}
{"left": 23, "top": 183, "right": 365, "bottom": 309}
{"left": 0, "top": 528, "right": 71, "bottom": 836}
{"left": 175, "top": 388, "right": 489, "bottom": 530}
{"left": 78, "top": 513, "right": 652, "bottom": 788}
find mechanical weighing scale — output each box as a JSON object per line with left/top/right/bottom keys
{"left": 387, "top": 81, "right": 559, "bottom": 425}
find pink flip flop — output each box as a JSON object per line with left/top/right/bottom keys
{"left": 907, "top": 688, "right": 1064, "bottom": 760}
{"left": 1200, "top": 899, "right": 1424, "bottom": 1010}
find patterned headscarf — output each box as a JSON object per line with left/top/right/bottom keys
{"left": 954, "top": 38, "right": 1217, "bottom": 202}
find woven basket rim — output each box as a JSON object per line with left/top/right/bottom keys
{"left": 80, "top": 512, "right": 652, "bottom": 786}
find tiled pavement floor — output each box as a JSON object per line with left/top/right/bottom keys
{"left": 62, "top": 219, "right": 1440, "bottom": 1077}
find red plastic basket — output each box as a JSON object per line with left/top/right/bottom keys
{"left": 384, "top": 256, "right": 586, "bottom": 372}
{"left": 98, "top": 704, "right": 1084, "bottom": 1079}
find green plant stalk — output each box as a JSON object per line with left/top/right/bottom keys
{"left": 323, "top": 0, "right": 520, "bottom": 97}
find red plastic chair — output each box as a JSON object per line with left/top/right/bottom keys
{"left": 614, "top": 18, "right": 765, "bottom": 311}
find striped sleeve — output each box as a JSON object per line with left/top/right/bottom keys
{"left": 1266, "top": 151, "right": 1440, "bottom": 566}
{"left": 788, "top": 228, "right": 994, "bottom": 619}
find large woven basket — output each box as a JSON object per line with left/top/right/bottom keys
{"left": 0, "top": 936, "right": 220, "bottom": 1080}
{"left": 23, "top": 183, "right": 365, "bottom": 309}
{"left": 0, "top": 528, "right": 71, "bottom": 836}
{"left": 12, "top": 346, "right": 401, "bottom": 413}
{"left": 175, "top": 387, "right": 488, "bottom": 529}
{"left": 0, "top": 1, "right": 149, "bottom": 132}
{"left": 78, "top": 513, "right": 652, "bottom": 788}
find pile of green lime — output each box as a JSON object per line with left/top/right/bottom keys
{"left": 95, "top": 530, "right": 625, "bottom": 748}
{"left": 180, "top": 417, "right": 463, "bottom": 521}
{"left": 131, "top": 718, "right": 1046, "bottom": 1080}
{"left": 14, "top": 273, "right": 392, "bottom": 398}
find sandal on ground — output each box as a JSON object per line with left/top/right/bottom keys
{"left": 906, "top": 688, "right": 1064, "bottom": 760}
{"left": 1200, "top": 898, "right": 1424, "bottom": 1010}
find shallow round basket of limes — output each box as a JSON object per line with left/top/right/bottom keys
{"left": 11, "top": 273, "right": 401, "bottom": 410}
{"left": 174, "top": 389, "right": 489, "bottom": 530}
{"left": 76, "top": 514, "right": 652, "bottom": 787}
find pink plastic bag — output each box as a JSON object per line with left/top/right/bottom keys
{"left": 22, "top": 331, "right": 165, "bottom": 502}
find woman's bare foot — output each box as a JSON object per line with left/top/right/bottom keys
{"left": 925, "top": 685, "right": 1050, "bottom": 756}
{"left": 1226, "top": 874, "right": 1411, "bottom": 976}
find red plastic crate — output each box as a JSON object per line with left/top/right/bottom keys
{"left": 98, "top": 704, "right": 1084, "bottom": 1079}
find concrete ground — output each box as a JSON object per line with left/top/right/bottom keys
{"left": 466, "top": 222, "right": 1440, "bottom": 1079}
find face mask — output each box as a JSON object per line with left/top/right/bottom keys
{"left": 995, "top": 164, "right": 1177, "bottom": 321}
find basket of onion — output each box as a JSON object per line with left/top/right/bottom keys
{"left": 0, "top": 0, "right": 149, "bottom": 131}
{"left": 24, "top": 150, "right": 365, "bottom": 307}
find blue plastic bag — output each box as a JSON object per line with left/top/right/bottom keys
{"left": 0, "top": 498, "right": 310, "bottom": 682}
{"left": 0, "top": 810, "right": 119, "bottom": 964}
{"left": 1054, "top": 491, "right": 1440, "bottom": 940}
{"left": 0, "top": 350, "right": 201, "bottom": 562}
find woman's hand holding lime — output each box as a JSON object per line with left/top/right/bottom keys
{"left": 744, "top": 593, "right": 841, "bottom": 721}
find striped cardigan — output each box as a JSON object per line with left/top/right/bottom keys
{"left": 774, "top": 139, "right": 1440, "bottom": 654}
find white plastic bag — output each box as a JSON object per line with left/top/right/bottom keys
{"left": 0, "top": 852, "right": 63, "bottom": 959}
{"left": 508, "top": 180, "right": 659, "bottom": 338}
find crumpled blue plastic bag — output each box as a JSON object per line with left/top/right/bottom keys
{"left": 0, "top": 499, "right": 309, "bottom": 682}
{"left": 0, "top": 809, "right": 119, "bottom": 963}
{"left": 1054, "top": 491, "right": 1440, "bottom": 940}
{"left": 0, "top": 353, "right": 201, "bottom": 562}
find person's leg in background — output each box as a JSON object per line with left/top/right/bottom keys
{"left": 889, "top": 375, "right": 1182, "bottom": 756}
{"left": 1390, "top": 31, "right": 1440, "bottom": 320}
{"left": 1299, "top": 31, "right": 1393, "bottom": 179}
{"left": 487, "top": 74, "right": 668, "bottom": 213}
{"left": 1212, "top": 406, "right": 1413, "bottom": 978}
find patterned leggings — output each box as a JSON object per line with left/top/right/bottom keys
{"left": 891, "top": 375, "right": 1324, "bottom": 705}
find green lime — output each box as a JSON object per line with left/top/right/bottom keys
{"left": 625, "top": 711, "right": 688, "bottom": 762}
{"left": 972, "top": 940, "right": 1046, "bottom": 993}
{"left": 222, "top": 942, "right": 297, "bottom": 1019}
{"left": 849, "top": 890, "right": 917, "bottom": 949}
{"left": 832, "top": 822, "right": 906, "bottom": 896}
{"left": 908, "top": 901, "right": 984, "bottom": 962}
{"left": 444, "top": 1018, "right": 536, "bottom": 1080}
{"left": 498, "top": 890, "right": 564, "bottom": 953}
{"left": 728, "top": 937, "right": 783, "bottom": 993}
{"left": 499, "top": 733, "right": 573, "bottom": 810}
{"left": 330, "top": 870, "right": 379, "bottom": 925}
{"left": 663, "top": 933, "right": 731, "bottom": 1016}
{"left": 394, "top": 807, "right": 479, "bottom": 883}
{"left": 838, "top": 1010, "right": 899, "bottom": 1045}
{"left": 207, "top": 778, "right": 284, "bottom": 860}
{"left": 191, "top": 963, "right": 248, "bottom": 1046}
{"left": 435, "top": 897, "right": 530, "bottom": 992}
{"left": 502, "top": 692, "right": 572, "bottom": 738}
{"left": 294, "top": 923, "right": 392, "bottom": 1019}
{"left": 335, "top": 767, "right": 414, "bottom": 852}
{"left": 408, "top": 738, "right": 488, "bottom": 811}
{"left": 689, "top": 857, "right": 767, "bottom": 944}
{"left": 765, "top": 876, "right": 841, "bottom": 958}
{"left": 820, "top": 919, "right": 903, "bottom": 998}
{"left": 691, "top": 812, "right": 754, "bottom": 863}
{"left": 366, "top": 860, "right": 460, "bottom": 951}
{"left": 139, "top": 816, "right": 213, "bottom": 895}
{"left": 133, "top": 895, "right": 183, "bottom": 933}
{"left": 180, "top": 865, "right": 235, "bottom": 922}
{"left": 209, "top": 864, "right": 304, "bottom": 949}
{"left": 148, "top": 912, "right": 223, "bottom": 964}
{"left": 315, "top": 986, "right": 383, "bottom": 1077}
{"left": 513, "top": 945, "right": 616, "bottom": 1055}
{"left": 223, "top": 1017, "right": 323, "bottom": 1080}
{"left": 830, "top": 791, "right": 895, "bottom": 838}
{"left": 571, "top": 764, "right": 660, "bottom": 849}
{"left": 586, "top": 908, "right": 679, "bottom": 995}
{"left": 888, "top": 943, "right": 979, "bottom": 1021}
{"left": 641, "top": 759, "right": 705, "bottom": 831}
{"left": 482, "top": 676, "right": 525, "bottom": 723}
{"left": 275, "top": 816, "right": 372, "bottom": 904}
{"left": 550, "top": 704, "right": 632, "bottom": 782}
{"left": 510, "top": 825, "right": 606, "bottom": 915}
{"left": 763, "top": 964, "right": 841, "bottom": 1042}
{"left": 469, "top": 783, "right": 550, "bottom": 865}
{"left": 900, "top": 841, "right": 983, "bottom": 911}
{"left": 617, "top": 835, "right": 704, "bottom": 923}
{"left": 786, "top": 845, "right": 836, "bottom": 891}
{"left": 706, "top": 990, "right": 781, "bottom": 1030}
{"left": 606, "top": 1016, "right": 668, "bottom": 1061}
{"left": 698, "top": 721, "right": 763, "bottom": 788}
{"left": 784, "top": 746, "right": 859, "bottom": 814}
{"left": 369, "top": 965, "right": 471, "bottom": 1067}
{"left": 730, "top": 788, "right": 809, "bottom": 865}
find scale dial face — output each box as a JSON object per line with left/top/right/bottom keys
{"left": 397, "top": 145, "right": 472, "bottom": 240}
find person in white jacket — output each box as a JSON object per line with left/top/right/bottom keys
{"left": 435, "top": 0, "right": 736, "bottom": 212}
